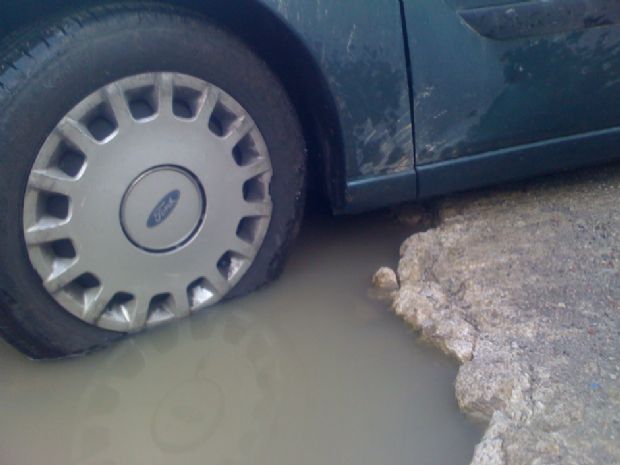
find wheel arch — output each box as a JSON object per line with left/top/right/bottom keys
{"left": 0, "top": 0, "right": 346, "bottom": 209}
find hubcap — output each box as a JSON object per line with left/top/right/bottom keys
{"left": 23, "top": 73, "right": 273, "bottom": 332}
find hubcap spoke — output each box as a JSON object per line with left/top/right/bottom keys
{"left": 56, "top": 118, "right": 98, "bottom": 153}
{"left": 127, "top": 293, "right": 150, "bottom": 331}
{"left": 25, "top": 218, "right": 72, "bottom": 245}
{"left": 28, "top": 168, "right": 78, "bottom": 196}
{"left": 194, "top": 86, "right": 220, "bottom": 123}
{"left": 156, "top": 73, "right": 175, "bottom": 118}
{"left": 82, "top": 286, "right": 113, "bottom": 324}
{"left": 238, "top": 158, "right": 271, "bottom": 183}
{"left": 229, "top": 237, "right": 257, "bottom": 259}
{"left": 206, "top": 266, "right": 230, "bottom": 297}
{"left": 170, "top": 289, "right": 191, "bottom": 318}
{"left": 102, "top": 83, "right": 133, "bottom": 129}
{"left": 224, "top": 116, "right": 255, "bottom": 150}
{"left": 241, "top": 200, "right": 272, "bottom": 218}
{"left": 45, "top": 258, "right": 84, "bottom": 294}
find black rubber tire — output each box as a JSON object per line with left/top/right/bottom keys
{"left": 0, "top": 4, "right": 306, "bottom": 359}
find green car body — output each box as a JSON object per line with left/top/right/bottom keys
{"left": 2, "top": 0, "right": 620, "bottom": 212}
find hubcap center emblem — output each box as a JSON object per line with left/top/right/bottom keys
{"left": 120, "top": 166, "right": 205, "bottom": 252}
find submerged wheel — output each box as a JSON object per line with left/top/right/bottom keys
{"left": 0, "top": 5, "right": 306, "bottom": 358}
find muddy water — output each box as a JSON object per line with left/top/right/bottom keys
{"left": 0, "top": 207, "right": 481, "bottom": 465}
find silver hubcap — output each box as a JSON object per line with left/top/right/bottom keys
{"left": 23, "top": 72, "right": 273, "bottom": 332}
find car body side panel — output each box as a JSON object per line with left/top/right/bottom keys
{"left": 403, "top": 0, "right": 620, "bottom": 165}
{"left": 418, "top": 125, "right": 620, "bottom": 198}
{"left": 256, "top": 0, "right": 415, "bottom": 182}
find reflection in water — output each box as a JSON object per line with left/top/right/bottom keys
{"left": 0, "top": 208, "right": 482, "bottom": 465}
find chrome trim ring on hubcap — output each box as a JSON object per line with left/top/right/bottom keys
{"left": 23, "top": 72, "right": 273, "bottom": 332}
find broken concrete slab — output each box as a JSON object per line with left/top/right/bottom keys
{"left": 388, "top": 163, "right": 620, "bottom": 465}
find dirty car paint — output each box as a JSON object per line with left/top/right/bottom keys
{"left": 459, "top": 0, "right": 620, "bottom": 40}
{"left": 403, "top": 0, "right": 620, "bottom": 165}
{"left": 257, "top": 0, "right": 415, "bottom": 180}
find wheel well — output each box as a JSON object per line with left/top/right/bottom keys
{"left": 0, "top": 0, "right": 346, "bottom": 209}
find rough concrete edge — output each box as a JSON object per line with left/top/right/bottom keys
{"left": 390, "top": 277, "right": 510, "bottom": 465}
{"left": 381, "top": 219, "right": 509, "bottom": 465}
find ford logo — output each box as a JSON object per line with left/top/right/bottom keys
{"left": 147, "top": 190, "right": 180, "bottom": 228}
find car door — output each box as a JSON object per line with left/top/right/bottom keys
{"left": 402, "top": 0, "right": 620, "bottom": 170}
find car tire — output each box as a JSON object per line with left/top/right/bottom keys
{"left": 0, "top": 4, "right": 306, "bottom": 359}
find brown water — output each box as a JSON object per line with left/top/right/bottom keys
{"left": 0, "top": 207, "right": 482, "bottom": 465}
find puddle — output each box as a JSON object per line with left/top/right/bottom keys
{"left": 0, "top": 206, "right": 482, "bottom": 465}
